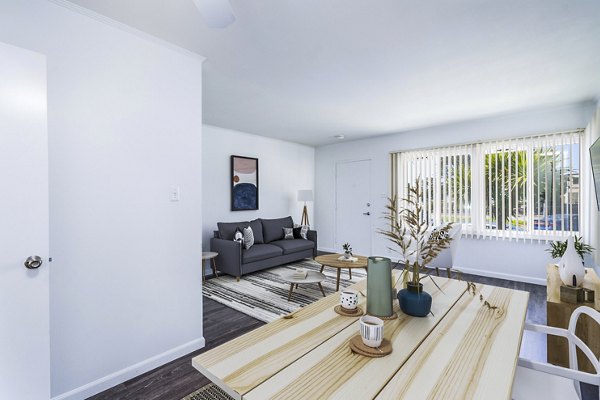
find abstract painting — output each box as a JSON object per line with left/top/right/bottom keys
{"left": 231, "top": 155, "right": 258, "bottom": 211}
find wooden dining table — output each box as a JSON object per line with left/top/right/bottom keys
{"left": 192, "top": 275, "right": 529, "bottom": 399}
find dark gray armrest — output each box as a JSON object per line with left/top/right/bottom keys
{"left": 210, "top": 238, "right": 242, "bottom": 278}
{"left": 307, "top": 230, "right": 317, "bottom": 257}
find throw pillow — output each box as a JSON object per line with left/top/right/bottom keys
{"left": 248, "top": 219, "right": 264, "bottom": 244}
{"left": 233, "top": 228, "right": 243, "bottom": 244}
{"left": 243, "top": 226, "right": 254, "bottom": 249}
{"left": 293, "top": 224, "right": 309, "bottom": 240}
{"left": 283, "top": 227, "right": 294, "bottom": 240}
{"left": 429, "top": 227, "right": 449, "bottom": 242}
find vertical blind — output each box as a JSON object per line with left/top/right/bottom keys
{"left": 391, "top": 129, "right": 583, "bottom": 241}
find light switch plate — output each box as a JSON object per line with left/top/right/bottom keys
{"left": 170, "top": 186, "right": 180, "bottom": 202}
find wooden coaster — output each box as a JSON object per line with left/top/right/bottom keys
{"left": 366, "top": 312, "right": 398, "bottom": 320}
{"left": 349, "top": 335, "right": 393, "bottom": 358}
{"left": 334, "top": 305, "right": 364, "bottom": 317}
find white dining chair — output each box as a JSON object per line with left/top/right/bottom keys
{"left": 512, "top": 306, "right": 600, "bottom": 400}
{"left": 427, "top": 224, "right": 462, "bottom": 278}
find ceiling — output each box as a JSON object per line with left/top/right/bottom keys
{"left": 66, "top": 0, "right": 600, "bottom": 146}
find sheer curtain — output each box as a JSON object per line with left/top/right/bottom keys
{"left": 581, "top": 103, "right": 600, "bottom": 265}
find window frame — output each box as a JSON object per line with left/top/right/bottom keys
{"left": 392, "top": 130, "right": 583, "bottom": 241}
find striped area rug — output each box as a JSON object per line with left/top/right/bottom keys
{"left": 182, "top": 383, "right": 233, "bottom": 400}
{"left": 203, "top": 259, "right": 367, "bottom": 322}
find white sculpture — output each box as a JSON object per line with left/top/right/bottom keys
{"left": 558, "top": 236, "right": 586, "bottom": 287}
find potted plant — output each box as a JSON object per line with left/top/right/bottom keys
{"left": 546, "top": 236, "right": 594, "bottom": 261}
{"left": 342, "top": 243, "right": 353, "bottom": 260}
{"left": 547, "top": 236, "right": 594, "bottom": 287}
{"left": 379, "top": 181, "right": 453, "bottom": 317}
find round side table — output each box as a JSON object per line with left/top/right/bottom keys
{"left": 202, "top": 252, "right": 219, "bottom": 282}
{"left": 280, "top": 271, "right": 326, "bottom": 301}
{"left": 314, "top": 253, "right": 368, "bottom": 292}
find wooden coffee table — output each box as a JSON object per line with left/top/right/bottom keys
{"left": 314, "top": 253, "right": 368, "bottom": 292}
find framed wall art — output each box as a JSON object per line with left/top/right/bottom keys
{"left": 231, "top": 155, "right": 259, "bottom": 211}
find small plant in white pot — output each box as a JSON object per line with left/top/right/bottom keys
{"left": 547, "top": 236, "right": 594, "bottom": 287}
{"left": 342, "top": 243, "right": 353, "bottom": 259}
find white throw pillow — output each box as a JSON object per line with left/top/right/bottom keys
{"left": 233, "top": 229, "right": 243, "bottom": 244}
{"left": 283, "top": 227, "right": 294, "bottom": 240}
{"left": 243, "top": 226, "right": 254, "bottom": 249}
{"left": 429, "top": 225, "right": 450, "bottom": 242}
{"left": 293, "top": 224, "right": 309, "bottom": 240}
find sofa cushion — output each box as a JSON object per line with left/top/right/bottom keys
{"left": 248, "top": 219, "right": 264, "bottom": 244}
{"left": 270, "top": 239, "right": 314, "bottom": 255}
{"left": 243, "top": 244, "right": 283, "bottom": 264}
{"left": 217, "top": 221, "right": 249, "bottom": 240}
{"left": 262, "top": 216, "right": 294, "bottom": 243}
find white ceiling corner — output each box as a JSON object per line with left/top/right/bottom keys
{"left": 65, "top": 0, "right": 600, "bottom": 146}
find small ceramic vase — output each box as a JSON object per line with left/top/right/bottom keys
{"left": 398, "top": 282, "right": 432, "bottom": 317}
{"left": 366, "top": 257, "right": 393, "bottom": 318}
{"left": 558, "top": 236, "right": 585, "bottom": 287}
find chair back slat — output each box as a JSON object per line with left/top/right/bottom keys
{"left": 566, "top": 305, "right": 600, "bottom": 399}
{"left": 568, "top": 306, "right": 600, "bottom": 368}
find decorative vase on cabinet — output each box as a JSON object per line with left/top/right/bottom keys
{"left": 366, "top": 256, "right": 393, "bottom": 318}
{"left": 558, "top": 236, "right": 585, "bottom": 287}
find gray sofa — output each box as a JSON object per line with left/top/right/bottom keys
{"left": 210, "top": 216, "right": 317, "bottom": 280}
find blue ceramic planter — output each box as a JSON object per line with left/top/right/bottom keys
{"left": 398, "top": 283, "right": 432, "bottom": 317}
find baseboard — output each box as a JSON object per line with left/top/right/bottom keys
{"left": 51, "top": 337, "right": 206, "bottom": 400}
{"left": 318, "top": 246, "right": 337, "bottom": 253}
{"left": 317, "top": 248, "right": 545, "bottom": 285}
{"left": 456, "top": 266, "right": 546, "bottom": 286}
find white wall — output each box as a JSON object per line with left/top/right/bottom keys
{"left": 315, "top": 102, "right": 597, "bottom": 285}
{"left": 0, "top": 1, "right": 205, "bottom": 398}
{"left": 202, "top": 125, "right": 315, "bottom": 251}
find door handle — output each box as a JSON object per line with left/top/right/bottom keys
{"left": 363, "top": 212, "right": 371, "bottom": 216}
{"left": 24, "top": 256, "right": 43, "bottom": 269}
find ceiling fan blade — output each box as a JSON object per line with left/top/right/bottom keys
{"left": 192, "top": 0, "right": 235, "bottom": 29}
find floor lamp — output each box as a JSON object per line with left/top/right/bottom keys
{"left": 297, "top": 190, "right": 313, "bottom": 226}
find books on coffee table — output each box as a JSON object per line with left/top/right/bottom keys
{"left": 293, "top": 268, "right": 308, "bottom": 279}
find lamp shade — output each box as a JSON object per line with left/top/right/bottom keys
{"left": 297, "top": 189, "right": 313, "bottom": 202}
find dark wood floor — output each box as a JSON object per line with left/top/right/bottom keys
{"left": 90, "top": 268, "right": 597, "bottom": 400}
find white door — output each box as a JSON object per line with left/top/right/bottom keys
{"left": 335, "top": 160, "right": 372, "bottom": 256}
{"left": 0, "top": 42, "right": 50, "bottom": 399}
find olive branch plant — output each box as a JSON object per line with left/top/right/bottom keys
{"left": 380, "top": 180, "right": 502, "bottom": 312}
{"left": 379, "top": 180, "right": 453, "bottom": 293}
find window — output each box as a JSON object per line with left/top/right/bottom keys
{"left": 391, "top": 130, "right": 582, "bottom": 240}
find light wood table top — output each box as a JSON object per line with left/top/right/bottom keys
{"left": 314, "top": 253, "right": 368, "bottom": 269}
{"left": 192, "top": 276, "right": 529, "bottom": 400}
